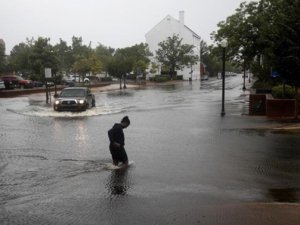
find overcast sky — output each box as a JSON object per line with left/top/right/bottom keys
{"left": 0, "top": 0, "right": 252, "bottom": 54}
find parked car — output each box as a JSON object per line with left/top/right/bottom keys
{"left": 53, "top": 87, "right": 95, "bottom": 112}
{"left": 201, "top": 75, "right": 209, "bottom": 81}
{"left": 0, "top": 75, "right": 19, "bottom": 89}
{"left": 61, "top": 76, "right": 75, "bottom": 87}
{"left": 68, "top": 75, "right": 90, "bottom": 83}
{"left": 46, "top": 81, "right": 55, "bottom": 87}
{"left": 32, "top": 81, "right": 44, "bottom": 87}
{"left": 0, "top": 75, "right": 33, "bottom": 89}
{"left": 0, "top": 78, "right": 5, "bottom": 90}
{"left": 16, "top": 76, "right": 33, "bottom": 89}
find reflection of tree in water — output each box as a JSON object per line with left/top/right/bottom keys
{"left": 262, "top": 136, "right": 300, "bottom": 203}
{"left": 106, "top": 169, "right": 130, "bottom": 196}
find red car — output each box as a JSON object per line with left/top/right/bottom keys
{"left": 0, "top": 75, "right": 33, "bottom": 89}
{"left": 17, "top": 76, "right": 33, "bottom": 89}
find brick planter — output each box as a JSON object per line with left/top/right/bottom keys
{"left": 266, "top": 94, "right": 297, "bottom": 118}
{"left": 249, "top": 94, "right": 266, "bottom": 115}
{"left": 249, "top": 93, "right": 298, "bottom": 118}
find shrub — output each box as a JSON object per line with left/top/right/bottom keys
{"left": 272, "top": 85, "right": 300, "bottom": 109}
{"left": 176, "top": 75, "right": 183, "bottom": 80}
{"left": 150, "top": 75, "right": 171, "bottom": 82}
{"left": 272, "top": 85, "right": 296, "bottom": 99}
{"left": 252, "top": 80, "right": 275, "bottom": 90}
{"left": 101, "top": 77, "right": 112, "bottom": 82}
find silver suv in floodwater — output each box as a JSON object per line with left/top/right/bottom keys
{"left": 53, "top": 87, "right": 95, "bottom": 112}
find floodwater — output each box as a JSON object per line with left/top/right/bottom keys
{"left": 1, "top": 76, "right": 300, "bottom": 225}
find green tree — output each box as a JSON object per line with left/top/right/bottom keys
{"left": 199, "top": 39, "right": 209, "bottom": 62}
{"left": 95, "top": 43, "right": 114, "bottom": 73}
{"left": 116, "top": 43, "right": 152, "bottom": 77}
{"left": 9, "top": 42, "right": 32, "bottom": 76}
{"left": 53, "top": 39, "right": 73, "bottom": 74}
{"left": 213, "top": 0, "right": 300, "bottom": 87}
{"left": 71, "top": 36, "right": 88, "bottom": 57}
{"left": 72, "top": 58, "right": 90, "bottom": 80}
{"left": 202, "top": 45, "right": 222, "bottom": 77}
{"left": 107, "top": 53, "right": 132, "bottom": 89}
{"left": 72, "top": 51, "right": 102, "bottom": 81}
{"left": 70, "top": 36, "right": 92, "bottom": 71}
{"left": 267, "top": 0, "right": 300, "bottom": 87}
{"left": 156, "top": 34, "right": 198, "bottom": 78}
{"left": 88, "top": 52, "right": 103, "bottom": 75}
{"left": 29, "top": 37, "right": 58, "bottom": 81}
{"left": 0, "top": 39, "right": 6, "bottom": 73}
{"left": 212, "top": 1, "right": 264, "bottom": 78}
{"left": 149, "top": 61, "right": 159, "bottom": 74}
{"left": 133, "top": 60, "right": 148, "bottom": 76}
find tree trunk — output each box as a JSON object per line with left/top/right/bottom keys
{"left": 170, "top": 66, "right": 175, "bottom": 80}
{"left": 119, "top": 78, "right": 122, "bottom": 89}
{"left": 123, "top": 75, "right": 127, "bottom": 89}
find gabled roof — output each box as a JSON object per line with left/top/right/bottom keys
{"left": 145, "top": 14, "right": 174, "bottom": 37}
{"left": 185, "top": 25, "right": 200, "bottom": 39}
{"left": 145, "top": 14, "right": 200, "bottom": 39}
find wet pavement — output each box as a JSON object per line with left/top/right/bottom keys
{"left": 1, "top": 76, "right": 300, "bottom": 225}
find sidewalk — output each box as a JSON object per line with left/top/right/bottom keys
{"left": 91, "top": 83, "right": 141, "bottom": 92}
{"left": 272, "top": 123, "right": 300, "bottom": 132}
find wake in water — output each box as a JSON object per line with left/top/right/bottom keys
{"left": 104, "top": 161, "right": 135, "bottom": 170}
{"left": 6, "top": 105, "right": 126, "bottom": 118}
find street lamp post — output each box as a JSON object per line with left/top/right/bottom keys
{"left": 243, "top": 60, "right": 246, "bottom": 91}
{"left": 220, "top": 39, "right": 228, "bottom": 116}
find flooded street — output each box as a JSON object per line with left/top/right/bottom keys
{"left": 1, "top": 76, "right": 300, "bottom": 225}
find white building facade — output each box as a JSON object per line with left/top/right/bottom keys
{"left": 145, "top": 11, "right": 201, "bottom": 80}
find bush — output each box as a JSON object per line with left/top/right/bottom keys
{"left": 101, "top": 77, "right": 112, "bottom": 82}
{"left": 252, "top": 80, "right": 275, "bottom": 90}
{"left": 272, "top": 85, "right": 296, "bottom": 99}
{"left": 149, "top": 75, "right": 171, "bottom": 82}
{"left": 176, "top": 75, "right": 183, "bottom": 80}
{"left": 272, "top": 85, "right": 300, "bottom": 109}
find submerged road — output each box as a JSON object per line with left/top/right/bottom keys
{"left": 1, "top": 76, "right": 300, "bottom": 225}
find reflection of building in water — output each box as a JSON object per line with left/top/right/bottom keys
{"left": 52, "top": 119, "right": 90, "bottom": 156}
{"left": 53, "top": 120, "right": 88, "bottom": 145}
{"left": 75, "top": 120, "right": 88, "bottom": 147}
{"left": 106, "top": 169, "right": 130, "bottom": 196}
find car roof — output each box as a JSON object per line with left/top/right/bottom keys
{"left": 0, "top": 75, "right": 18, "bottom": 79}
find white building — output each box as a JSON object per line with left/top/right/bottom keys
{"left": 145, "top": 11, "right": 201, "bottom": 80}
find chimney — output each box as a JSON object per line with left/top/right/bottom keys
{"left": 179, "top": 11, "right": 184, "bottom": 25}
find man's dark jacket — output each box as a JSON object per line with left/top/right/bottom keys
{"left": 108, "top": 123, "right": 124, "bottom": 147}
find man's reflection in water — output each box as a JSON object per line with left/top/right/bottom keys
{"left": 106, "top": 169, "right": 130, "bottom": 196}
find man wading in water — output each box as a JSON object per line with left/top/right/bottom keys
{"left": 108, "top": 116, "right": 131, "bottom": 166}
